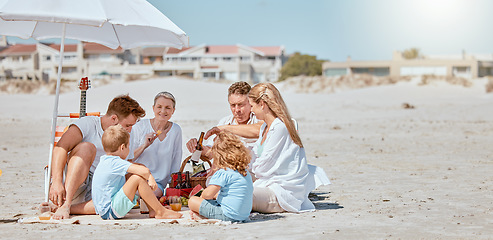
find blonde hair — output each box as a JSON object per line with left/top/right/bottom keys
{"left": 249, "top": 83, "right": 303, "bottom": 148}
{"left": 102, "top": 125, "right": 130, "bottom": 153}
{"left": 211, "top": 131, "right": 250, "bottom": 176}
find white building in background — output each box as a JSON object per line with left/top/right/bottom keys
{"left": 141, "top": 44, "right": 285, "bottom": 83}
{"left": 0, "top": 38, "right": 286, "bottom": 83}
{"left": 0, "top": 41, "right": 126, "bottom": 82}
{"left": 323, "top": 51, "right": 493, "bottom": 79}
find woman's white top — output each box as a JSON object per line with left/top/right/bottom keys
{"left": 251, "top": 118, "right": 330, "bottom": 212}
{"left": 131, "top": 119, "right": 182, "bottom": 188}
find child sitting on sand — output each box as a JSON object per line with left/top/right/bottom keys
{"left": 92, "top": 125, "right": 182, "bottom": 220}
{"left": 188, "top": 131, "right": 253, "bottom": 222}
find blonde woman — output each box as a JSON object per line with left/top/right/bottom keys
{"left": 247, "top": 83, "right": 329, "bottom": 213}
{"left": 131, "top": 92, "right": 182, "bottom": 198}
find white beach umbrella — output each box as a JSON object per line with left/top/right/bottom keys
{"left": 0, "top": 0, "right": 189, "bottom": 202}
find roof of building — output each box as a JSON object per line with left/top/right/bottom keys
{"left": 166, "top": 47, "right": 192, "bottom": 54}
{"left": 206, "top": 45, "right": 238, "bottom": 54}
{"left": 141, "top": 47, "right": 166, "bottom": 57}
{"left": 83, "top": 42, "right": 123, "bottom": 54}
{"left": 0, "top": 44, "right": 37, "bottom": 56}
{"left": 47, "top": 44, "right": 78, "bottom": 52}
{"left": 251, "top": 46, "right": 283, "bottom": 56}
{"left": 165, "top": 45, "right": 283, "bottom": 56}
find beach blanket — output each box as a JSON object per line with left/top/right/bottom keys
{"left": 18, "top": 207, "right": 232, "bottom": 226}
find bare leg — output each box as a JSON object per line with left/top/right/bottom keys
{"left": 188, "top": 196, "right": 204, "bottom": 213}
{"left": 188, "top": 196, "right": 208, "bottom": 220}
{"left": 53, "top": 143, "right": 95, "bottom": 220}
{"left": 153, "top": 188, "right": 163, "bottom": 198}
{"left": 70, "top": 200, "right": 96, "bottom": 215}
{"left": 122, "top": 175, "right": 182, "bottom": 219}
{"left": 190, "top": 210, "right": 207, "bottom": 220}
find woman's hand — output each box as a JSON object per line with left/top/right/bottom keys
{"left": 143, "top": 132, "right": 158, "bottom": 148}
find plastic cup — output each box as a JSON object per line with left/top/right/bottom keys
{"left": 169, "top": 196, "right": 182, "bottom": 211}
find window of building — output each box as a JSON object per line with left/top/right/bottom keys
{"left": 180, "top": 57, "right": 187, "bottom": 61}
{"left": 324, "top": 68, "right": 348, "bottom": 76}
{"left": 253, "top": 72, "right": 265, "bottom": 83}
{"left": 400, "top": 66, "right": 446, "bottom": 76}
{"left": 223, "top": 72, "right": 238, "bottom": 81}
{"left": 61, "top": 67, "right": 77, "bottom": 73}
{"left": 351, "top": 67, "right": 389, "bottom": 76}
{"left": 240, "top": 56, "right": 250, "bottom": 62}
{"left": 203, "top": 72, "right": 216, "bottom": 78}
{"left": 453, "top": 66, "right": 471, "bottom": 78}
{"left": 42, "top": 55, "right": 51, "bottom": 61}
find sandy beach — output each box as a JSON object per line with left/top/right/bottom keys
{"left": 0, "top": 77, "right": 492, "bottom": 239}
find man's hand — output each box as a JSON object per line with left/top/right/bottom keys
{"left": 49, "top": 181, "right": 66, "bottom": 207}
{"left": 148, "top": 175, "right": 158, "bottom": 191}
{"left": 186, "top": 138, "right": 198, "bottom": 153}
{"left": 204, "top": 126, "right": 221, "bottom": 140}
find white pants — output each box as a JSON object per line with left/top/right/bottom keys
{"left": 252, "top": 187, "right": 285, "bottom": 213}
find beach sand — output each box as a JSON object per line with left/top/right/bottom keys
{"left": 0, "top": 77, "right": 492, "bottom": 239}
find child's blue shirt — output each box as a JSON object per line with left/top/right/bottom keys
{"left": 92, "top": 155, "right": 132, "bottom": 216}
{"left": 208, "top": 168, "right": 253, "bottom": 221}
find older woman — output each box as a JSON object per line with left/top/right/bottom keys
{"left": 131, "top": 92, "right": 182, "bottom": 197}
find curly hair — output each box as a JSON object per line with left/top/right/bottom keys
{"left": 211, "top": 131, "right": 251, "bottom": 176}
{"left": 228, "top": 81, "right": 251, "bottom": 96}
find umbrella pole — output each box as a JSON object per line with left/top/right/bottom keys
{"left": 45, "top": 23, "right": 66, "bottom": 203}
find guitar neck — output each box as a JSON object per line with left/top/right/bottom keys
{"left": 80, "top": 90, "right": 87, "bottom": 118}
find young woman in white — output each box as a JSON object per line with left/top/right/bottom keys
{"left": 248, "top": 83, "right": 330, "bottom": 213}
{"left": 131, "top": 92, "right": 182, "bottom": 197}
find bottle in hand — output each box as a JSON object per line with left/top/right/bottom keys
{"left": 190, "top": 132, "right": 205, "bottom": 162}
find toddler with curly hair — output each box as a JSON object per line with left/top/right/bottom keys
{"left": 188, "top": 131, "right": 253, "bottom": 222}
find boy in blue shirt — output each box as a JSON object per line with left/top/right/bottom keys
{"left": 188, "top": 131, "right": 253, "bottom": 222}
{"left": 92, "top": 125, "right": 182, "bottom": 220}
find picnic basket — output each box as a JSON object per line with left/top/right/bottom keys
{"left": 166, "top": 155, "right": 211, "bottom": 197}
{"left": 180, "top": 155, "right": 212, "bottom": 188}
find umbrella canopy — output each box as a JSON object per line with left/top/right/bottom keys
{"left": 0, "top": 0, "right": 189, "bottom": 49}
{"left": 0, "top": 0, "right": 189, "bottom": 202}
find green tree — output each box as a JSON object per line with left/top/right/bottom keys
{"left": 279, "top": 52, "right": 323, "bottom": 81}
{"left": 402, "top": 48, "right": 421, "bottom": 59}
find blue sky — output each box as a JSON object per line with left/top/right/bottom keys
{"left": 7, "top": 0, "right": 493, "bottom": 62}
{"left": 150, "top": 0, "right": 493, "bottom": 61}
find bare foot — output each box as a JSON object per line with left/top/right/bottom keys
{"left": 189, "top": 210, "right": 207, "bottom": 220}
{"left": 154, "top": 208, "right": 182, "bottom": 219}
{"left": 148, "top": 208, "right": 155, "bottom": 218}
{"left": 52, "top": 204, "right": 70, "bottom": 220}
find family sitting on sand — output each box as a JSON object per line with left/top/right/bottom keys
{"left": 42, "top": 81, "right": 330, "bottom": 222}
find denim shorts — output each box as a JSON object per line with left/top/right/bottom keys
{"left": 199, "top": 199, "right": 242, "bottom": 222}
{"left": 156, "top": 182, "right": 164, "bottom": 195}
